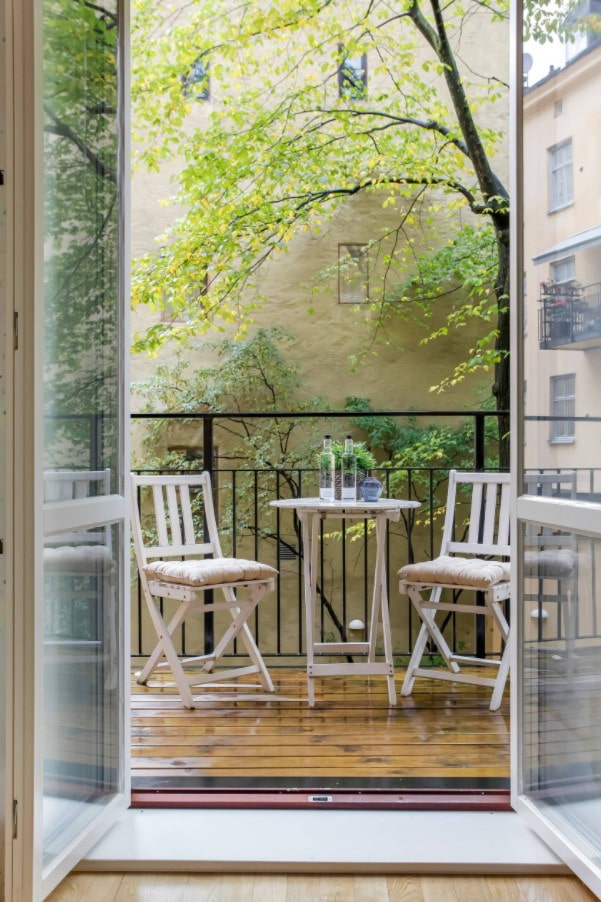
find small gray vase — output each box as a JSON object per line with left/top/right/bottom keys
{"left": 360, "top": 477, "right": 383, "bottom": 502}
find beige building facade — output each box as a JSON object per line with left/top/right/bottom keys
{"left": 523, "top": 40, "right": 601, "bottom": 482}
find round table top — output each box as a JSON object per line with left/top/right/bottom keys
{"left": 270, "top": 497, "right": 421, "bottom": 512}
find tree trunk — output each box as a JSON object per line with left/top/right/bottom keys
{"left": 493, "top": 222, "right": 510, "bottom": 471}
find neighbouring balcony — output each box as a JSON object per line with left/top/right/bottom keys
{"left": 538, "top": 280, "right": 601, "bottom": 350}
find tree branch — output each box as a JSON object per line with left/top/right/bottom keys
{"left": 44, "top": 104, "right": 116, "bottom": 183}
{"left": 408, "top": 0, "right": 508, "bottom": 211}
{"left": 297, "top": 107, "right": 470, "bottom": 156}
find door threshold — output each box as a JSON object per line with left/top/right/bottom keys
{"left": 132, "top": 787, "right": 511, "bottom": 811}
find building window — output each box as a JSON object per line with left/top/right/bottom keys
{"left": 548, "top": 139, "right": 573, "bottom": 211}
{"left": 160, "top": 295, "right": 184, "bottom": 323}
{"left": 181, "top": 56, "right": 210, "bottom": 101}
{"left": 550, "top": 374, "right": 576, "bottom": 443}
{"left": 161, "top": 274, "right": 209, "bottom": 322}
{"left": 338, "top": 47, "right": 367, "bottom": 100}
{"left": 338, "top": 244, "right": 369, "bottom": 304}
{"left": 551, "top": 255, "right": 575, "bottom": 289}
{"left": 554, "top": 99, "right": 563, "bottom": 117}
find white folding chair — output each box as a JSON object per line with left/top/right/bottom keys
{"left": 131, "top": 472, "right": 276, "bottom": 708}
{"left": 43, "top": 469, "right": 116, "bottom": 686}
{"left": 44, "top": 469, "right": 114, "bottom": 640}
{"left": 398, "top": 470, "right": 511, "bottom": 711}
{"left": 523, "top": 471, "right": 578, "bottom": 677}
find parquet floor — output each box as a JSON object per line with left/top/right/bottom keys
{"left": 131, "top": 668, "right": 510, "bottom": 784}
{"left": 47, "top": 872, "right": 599, "bottom": 901}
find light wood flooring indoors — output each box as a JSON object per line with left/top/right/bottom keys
{"left": 46, "top": 872, "right": 598, "bottom": 901}
{"left": 131, "top": 668, "right": 510, "bottom": 788}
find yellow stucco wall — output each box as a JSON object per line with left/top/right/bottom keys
{"left": 130, "top": 6, "right": 509, "bottom": 416}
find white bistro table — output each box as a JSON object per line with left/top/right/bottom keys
{"left": 270, "top": 497, "right": 421, "bottom": 706}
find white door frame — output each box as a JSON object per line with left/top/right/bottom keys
{"left": 510, "top": 0, "right": 601, "bottom": 895}
{"left": 6, "top": 0, "right": 131, "bottom": 896}
{"left": 0, "top": 0, "right": 14, "bottom": 894}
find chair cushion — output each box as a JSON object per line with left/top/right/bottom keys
{"left": 524, "top": 549, "right": 577, "bottom": 579}
{"left": 144, "top": 557, "right": 278, "bottom": 587}
{"left": 44, "top": 544, "right": 113, "bottom": 572}
{"left": 398, "top": 555, "right": 510, "bottom": 589}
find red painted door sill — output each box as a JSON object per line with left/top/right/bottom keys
{"left": 131, "top": 788, "right": 511, "bottom": 811}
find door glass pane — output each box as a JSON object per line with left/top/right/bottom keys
{"left": 43, "top": 0, "right": 120, "bottom": 489}
{"left": 523, "top": 6, "right": 601, "bottom": 498}
{"left": 522, "top": 3, "right": 601, "bottom": 500}
{"left": 519, "top": 1, "right": 601, "bottom": 888}
{"left": 43, "top": 523, "right": 121, "bottom": 866}
{"left": 41, "top": 0, "right": 123, "bottom": 878}
{"left": 521, "top": 524, "right": 601, "bottom": 858}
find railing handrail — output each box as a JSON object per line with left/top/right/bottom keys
{"left": 131, "top": 408, "right": 506, "bottom": 480}
{"left": 130, "top": 409, "right": 507, "bottom": 419}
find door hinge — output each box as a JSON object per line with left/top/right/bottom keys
{"left": 12, "top": 800, "right": 17, "bottom": 839}
{"left": 13, "top": 312, "right": 18, "bottom": 350}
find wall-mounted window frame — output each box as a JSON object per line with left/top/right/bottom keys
{"left": 548, "top": 138, "right": 573, "bottom": 212}
{"left": 337, "top": 46, "right": 367, "bottom": 100}
{"left": 181, "top": 55, "right": 210, "bottom": 101}
{"left": 338, "top": 243, "right": 369, "bottom": 304}
{"left": 549, "top": 373, "right": 575, "bottom": 443}
{"left": 550, "top": 255, "right": 575, "bottom": 289}
{"left": 160, "top": 272, "right": 209, "bottom": 322}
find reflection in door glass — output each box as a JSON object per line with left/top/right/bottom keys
{"left": 522, "top": 1, "right": 601, "bottom": 498}
{"left": 521, "top": 525, "right": 601, "bottom": 858}
{"left": 520, "top": 0, "right": 601, "bottom": 880}
{"left": 42, "top": 523, "right": 120, "bottom": 866}
{"left": 43, "top": 0, "right": 120, "bottom": 490}
{"left": 41, "top": 0, "right": 122, "bottom": 877}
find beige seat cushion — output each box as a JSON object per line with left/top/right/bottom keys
{"left": 524, "top": 549, "right": 577, "bottom": 579}
{"left": 398, "top": 555, "right": 510, "bottom": 589}
{"left": 144, "top": 557, "right": 278, "bottom": 588}
{"left": 44, "top": 544, "right": 113, "bottom": 572}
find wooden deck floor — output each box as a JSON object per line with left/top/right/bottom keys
{"left": 131, "top": 668, "right": 510, "bottom": 788}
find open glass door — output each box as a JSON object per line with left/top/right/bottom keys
{"left": 9, "top": 0, "right": 130, "bottom": 896}
{"left": 513, "top": 0, "right": 601, "bottom": 895}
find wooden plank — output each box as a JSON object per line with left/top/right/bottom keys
{"left": 132, "top": 767, "right": 509, "bottom": 778}
{"left": 131, "top": 745, "right": 509, "bottom": 763}
{"left": 130, "top": 732, "right": 509, "bottom": 747}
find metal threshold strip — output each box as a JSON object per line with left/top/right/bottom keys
{"left": 131, "top": 787, "right": 511, "bottom": 811}
{"left": 131, "top": 776, "right": 511, "bottom": 811}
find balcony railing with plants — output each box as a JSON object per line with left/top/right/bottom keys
{"left": 131, "top": 408, "right": 509, "bottom": 666}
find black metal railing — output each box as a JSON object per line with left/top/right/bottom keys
{"left": 130, "top": 409, "right": 505, "bottom": 664}
{"left": 41, "top": 408, "right": 601, "bottom": 662}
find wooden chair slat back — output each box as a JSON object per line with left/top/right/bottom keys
{"left": 131, "top": 472, "right": 221, "bottom": 564}
{"left": 441, "top": 470, "right": 511, "bottom": 559}
{"left": 44, "top": 468, "right": 111, "bottom": 502}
